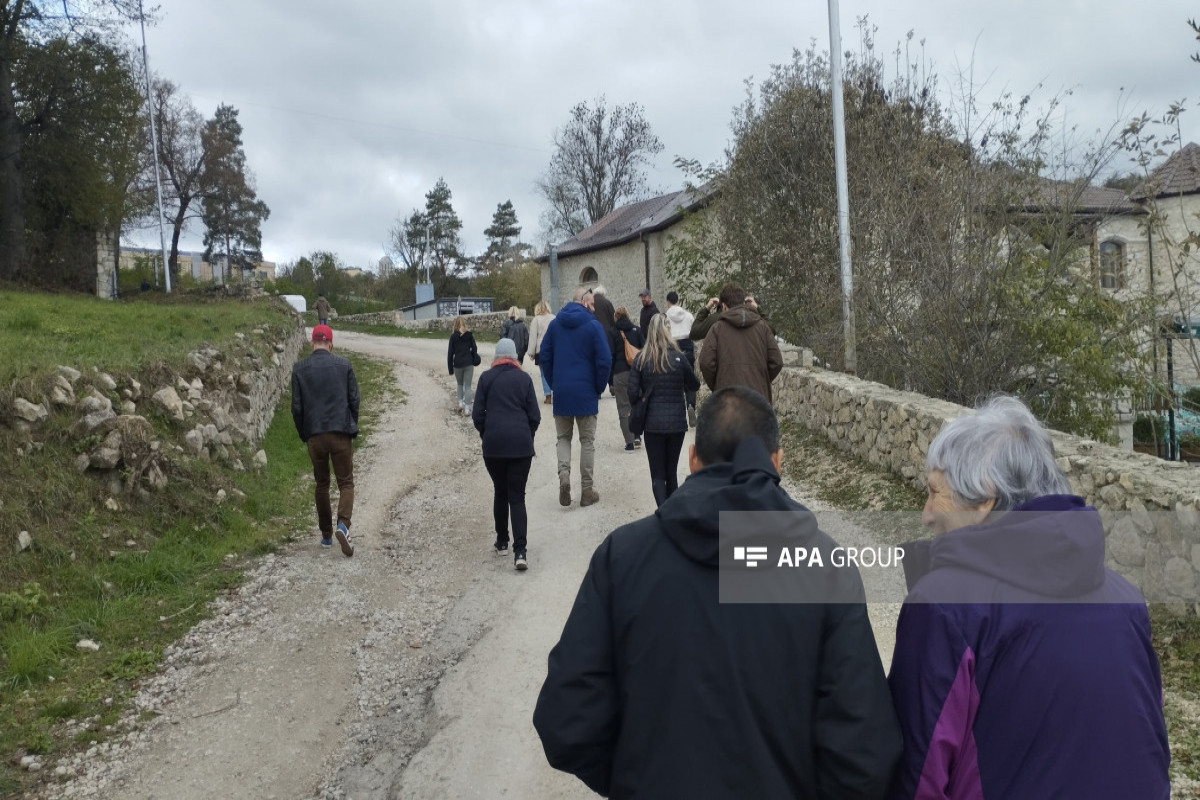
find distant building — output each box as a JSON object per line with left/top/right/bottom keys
{"left": 119, "top": 247, "right": 276, "bottom": 283}
{"left": 400, "top": 296, "right": 494, "bottom": 321}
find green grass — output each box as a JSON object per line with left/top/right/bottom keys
{"left": 1152, "top": 606, "right": 1200, "bottom": 783}
{"left": 0, "top": 289, "right": 395, "bottom": 797}
{"left": 0, "top": 288, "right": 297, "bottom": 389}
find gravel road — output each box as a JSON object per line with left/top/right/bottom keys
{"left": 36, "top": 331, "right": 900, "bottom": 799}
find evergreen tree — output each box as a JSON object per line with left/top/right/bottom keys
{"left": 201, "top": 104, "right": 270, "bottom": 278}
{"left": 483, "top": 200, "right": 521, "bottom": 266}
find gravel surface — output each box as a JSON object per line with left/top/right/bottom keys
{"left": 29, "top": 332, "right": 906, "bottom": 799}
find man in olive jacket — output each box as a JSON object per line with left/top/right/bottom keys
{"left": 533, "top": 387, "right": 901, "bottom": 799}
{"left": 292, "top": 324, "right": 359, "bottom": 557}
{"left": 698, "top": 282, "right": 783, "bottom": 403}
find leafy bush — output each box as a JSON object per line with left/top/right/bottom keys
{"left": 1182, "top": 385, "right": 1200, "bottom": 411}
{"left": 0, "top": 583, "right": 49, "bottom": 624}
{"left": 1133, "top": 413, "right": 1166, "bottom": 444}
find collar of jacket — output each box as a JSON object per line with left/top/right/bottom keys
{"left": 490, "top": 358, "right": 521, "bottom": 369}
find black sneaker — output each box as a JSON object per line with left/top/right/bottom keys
{"left": 494, "top": 540, "right": 509, "bottom": 555}
{"left": 514, "top": 551, "right": 528, "bottom": 571}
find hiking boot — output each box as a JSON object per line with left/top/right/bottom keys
{"left": 335, "top": 521, "right": 354, "bottom": 557}
{"left": 633, "top": 438, "right": 642, "bottom": 448}
{"left": 543, "top": 395, "right": 553, "bottom": 405}
{"left": 320, "top": 536, "right": 332, "bottom": 549}
{"left": 494, "top": 539, "right": 509, "bottom": 555}
{"left": 559, "top": 483, "right": 571, "bottom": 507}
{"left": 580, "top": 488, "right": 600, "bottom": 507}
{"left": 687, "top": 405, "right": 697, "bottom": 427}
{"left": 624, "top": 443, "right": 635, "bottom": 452}
{"left": 514, "top": 551, "right": 528, "bottom": 571}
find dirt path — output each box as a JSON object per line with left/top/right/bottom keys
{"left": 42, "top": 332, "right": 900, "bottom": 799}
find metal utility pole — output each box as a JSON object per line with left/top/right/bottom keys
{"left": 549, "top": 244, "right": 559, "bottom": 310}
{"left": 138, "top": 0, "right": 171, "bottom": 292}
{"left": 828, "top": 0, "right": 854, "bottom": 373}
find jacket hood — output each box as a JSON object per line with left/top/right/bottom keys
{"left": 665, "top": 305, "right": 693, "bottom": 338}
{"left": 907, "top": 495, "right": 1107, "bottom": 598}
{"left": 657, "top": 437, "right": 803, "bottom": 566}
{"left": 556, "top": 302, "right": 594, "bottom": 330}
{"left": 718, "top": 306, "right": 763, "bottom": 329}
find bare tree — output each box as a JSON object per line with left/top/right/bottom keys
{"left": 152, "top": 80, "right": 207, "bottom": 282}
{"left": 537, "top": 96, "right": 664, "bottom": 241}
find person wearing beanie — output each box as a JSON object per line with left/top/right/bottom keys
{"left": 291, "top": 324, "right": 359, "bottom": 557}
{"left": 472, "top": 337, "right": 541, "bottom": 570}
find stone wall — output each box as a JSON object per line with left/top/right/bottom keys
{"left": 9, "top": 313, "right": 306, "bottom": 495}
{"left": 333, "top": 311, "right": 400, "bottom": 326}
{"left": 772, "top": 366, "right": 1200, "bottom": 602}
{"left": 396, "top": 310, "right": 516, "bottom": 336}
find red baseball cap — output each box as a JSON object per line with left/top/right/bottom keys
{"left": 312, "top": 324, "right": 333, "bottom": 343}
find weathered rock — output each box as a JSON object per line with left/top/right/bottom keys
{"left": 215, "top": 489, "right": 227, "bottom": 505}
{"left": 75, "top": 454, "right": 90, "bottom": 473}
{"left": 1108, "top": 516, "right": 1146, "bottom": 567}
{"left": 129, "top": 378, "right": 142, "bottom": 401}
{"left": 56, "top": 365, "right": 81, "bottom": 384}
{"left": 1165, "top": 558, "right": 1198, "bottom": 599}
{"left": 95, "top": 372, "right": 117, "bottom": 392}
{"left": 253, "top": 449, "right": 268, "bottom": 468}
{"left": 117, "top": 415, "right": 155, "bottom": 465}
{"left": 72, "top": 408, "right": 117, "bottom": 437}
{"left": 152, "top": 387, "right": 185, "bottom": 421}
{"left": 50, "top": 385, "right": 73, "bottom": 407}
{"left": 13, "top": 397, "right": 48, "bottom": 423}
{"left": 121, "top": 400, "right": 137, "bottom": 415}
{"left": 105, "top": 498, "right": 120, "bottom": 511}
{"left": 75, "top": 639, "right": 100, "bottom": 652}
{"left": 17, "top": 531, "right": 32, "bottom": 551}
{"left": 90, "top": 444, "right": 122, "bottom": 470}
{"left": 184, "top": 429, "right": 205, "bottom": 456}
{"left": 79, "top": 390, "right": 112, "bottom": 415}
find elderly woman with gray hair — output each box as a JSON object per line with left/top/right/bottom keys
{"left": 887, "top": 395, "right": 1169, "bottom": 800}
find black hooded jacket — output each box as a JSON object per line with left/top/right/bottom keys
{"left": 533, "top": 439, "right": 902, "bottom": 799}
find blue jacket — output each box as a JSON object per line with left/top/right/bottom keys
{"left": 472, "top": 361, "right": 540, "bottom": 458}
{"left": 887, "top": 495, "right": 1169, "bottom": 800}
{"left": 538, "top": 302, "right": 611, "bottom": 417}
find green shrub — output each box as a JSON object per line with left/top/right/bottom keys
{"left": 1133, "top": 413, "right": 1166, "bottom": 444}
{"left": 0, "top": 583, "right": 49, "bottom": 624}
{"left": 1182, "top": 385, "right": 1200, "bottom": 412}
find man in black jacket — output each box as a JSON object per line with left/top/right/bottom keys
{"left": 533, "top": 387, "right": 901, "bottom": 799}
{"left": 292, "top": 324, "right": 360, "bottom": 557}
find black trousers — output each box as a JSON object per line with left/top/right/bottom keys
{"left": 643, "top": 431, "right": 686, "bottom": 507}
{"left": 676, "top": 339, "right": 697, "bottom": 409}
{"left": 484, "top": 456, "right": 533, "bottom": 552}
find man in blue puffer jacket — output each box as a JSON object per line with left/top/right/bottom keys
{"left": 539, "top": 287, "right": 612, "bottom": 508}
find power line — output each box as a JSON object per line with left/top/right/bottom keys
{"left": 238, "top": 101, "right": 547, "bottom": 154}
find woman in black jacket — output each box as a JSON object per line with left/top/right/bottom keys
{"left": 447, "top": 316, "right": 479, "bottom": 416}
{"left": 609, "top": 306, "right": 645, "bottom": 451}
{"left": 472, "top": 337, "right": 541, "bottom": 570}
{"left": 629, "top": 314, "right": 700, "bottom": 506}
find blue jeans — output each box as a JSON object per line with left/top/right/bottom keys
{"left": 539, "top": 367, "right": 552, "bottom": 397}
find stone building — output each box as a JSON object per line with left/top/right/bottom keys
{"left": 537, "top": 184, "right": 716, "bottom": 312}
{"left": 119, "top": 247, "right": 276, "bottom": 284}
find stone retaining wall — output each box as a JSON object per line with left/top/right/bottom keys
{"left": 773, "top": 366, "right": 1200, "bottom": 602}
{"left": 9, "top": 308, "right": 305, "bottom": 495}
{"left": 332, "top": 311, "right": 400, "bottom": 326}
{"left": 397, "top": 310, "right": 515, "bottom": 336}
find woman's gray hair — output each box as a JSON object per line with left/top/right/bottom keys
{"left": 926, "top": 395, "right": 1071, "bottom": 511}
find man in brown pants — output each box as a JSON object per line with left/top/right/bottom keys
{"left": 291, "top": 324, "right": 360, "bottom": 556}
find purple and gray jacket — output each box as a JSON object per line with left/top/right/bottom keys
{"left": 887, "top": 495, "right": 1170, "bottom": 800}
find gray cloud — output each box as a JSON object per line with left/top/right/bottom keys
{"left": 127, "top": 0, "right": 1200, "bottom": 269}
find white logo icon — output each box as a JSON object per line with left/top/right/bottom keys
{"left": 733, "top": 546, "right": 769, "bottom": 567}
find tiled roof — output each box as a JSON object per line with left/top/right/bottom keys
{"left": 547, "top": 183, "right": 716, "bottom": 259}
{"left": 1133, "top": 142, "right": 1200, "bottom": 198}
{"left": 1019, "top": 179, "right": 1138, "bottom": 215}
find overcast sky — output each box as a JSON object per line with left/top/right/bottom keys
{"left": 124, "top": 0, "right": 1200, "bottom": 271}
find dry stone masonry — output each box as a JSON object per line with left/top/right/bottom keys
{"left": 773, "top": 366, "right": 1200, "bottom": 604}
{"left": 10, "top": 321, "right": 305, "bottom": 498}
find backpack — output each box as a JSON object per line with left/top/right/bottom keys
{"left": 620, "top": 331, "right": 640, "bottom": 367}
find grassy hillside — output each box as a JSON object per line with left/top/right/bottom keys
{"left": 0, "top": 289, "right": 395, "bottom": 797}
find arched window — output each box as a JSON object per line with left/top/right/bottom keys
{"left": 1099, "top": 239, "right": 1124, "bottom": 289}
{"left": 580, "top": 266, "right": 598, "bottom": 284}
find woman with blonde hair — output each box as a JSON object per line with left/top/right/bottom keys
{"left": 628, "top": 314, "right": 700, "bottom": 506}
{"left": 447, "top": 315, "right": 479, "bottom": 415}
{"left": 501, "top": 305, "right": 530, "bottom": 364}
{"left": 528, "top": 300, "right": 556, "bottom": 403}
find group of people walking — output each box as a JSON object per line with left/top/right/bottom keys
{"left": 292, "top": 292, "right": 1172, "bottom": 799}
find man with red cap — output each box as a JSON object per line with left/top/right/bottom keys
{"left": 291, "top": 324, "right": 359, "bottom": 556}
